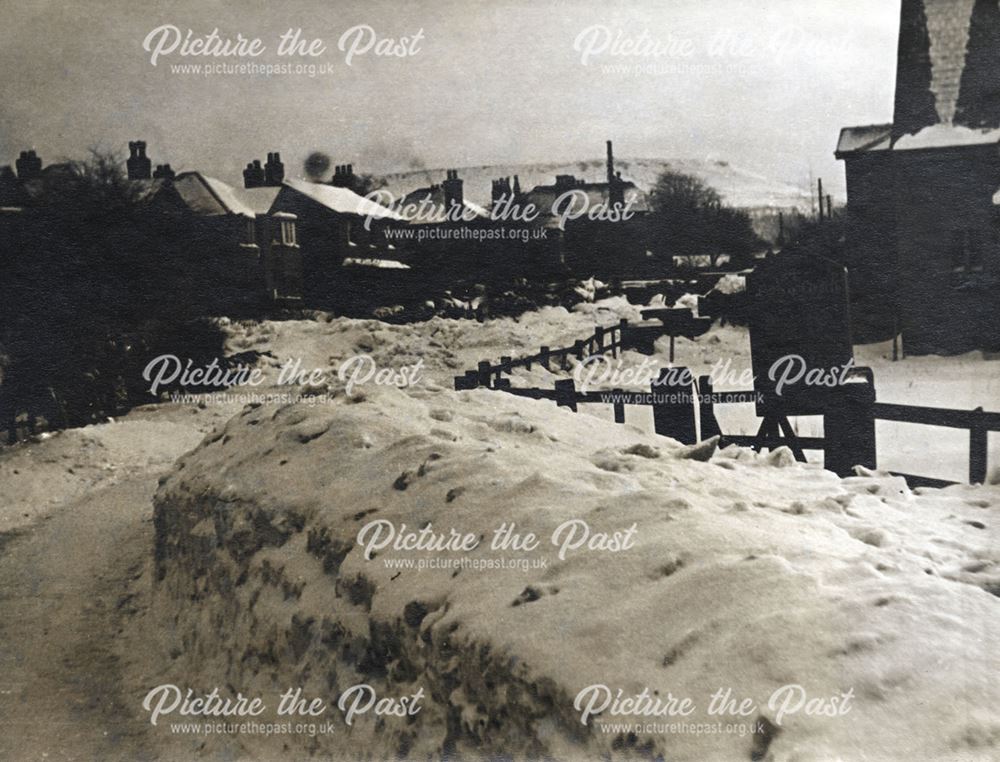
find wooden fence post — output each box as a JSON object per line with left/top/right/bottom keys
{"left": 650, "top": 367, "right": 696, "bottom": 444}
{"left": 616, "top": 319, "right": 628, "bottom": 357}
{"left": 824, "top": 383, "right": 876, "bottom": 477}
{"left": 595, "top": 326, "right": 605, "bottom": 354}
{"left": 970, "top": 408, "right": 987, "bottom": 485}
{"left": 477, "top": 360, "right": 492, "bottom": 389}
{"left": 554, "top": 379, "right": 578, "bottom": 412}
{"left": 500, "top": 355, "right": 512, "bottom": 377}
{"left": 454, "top": 371, "right": 479, "bottom": 390}
{"left": 698, "top": 375, "right": 723, "bottom": 440}
{"left": 613, "top": 389, "right": 626, "bottom": 424}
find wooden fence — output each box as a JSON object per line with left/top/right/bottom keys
{"left": 454, "top": 321, "right": 998, "bottom": 487}
{"left": 453, "top": 319, "right": 632, "bottom": 391}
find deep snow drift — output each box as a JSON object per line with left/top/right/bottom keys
{"left": 147, "top": 308, "right": 1000, "bottom": 761}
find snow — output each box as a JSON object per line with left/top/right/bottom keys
{"left": 893, "top": 124, "right": 1000, "bottom": 151}
{"left": 284, "top": 178, "right": 405, "bottom": 220}
{"left": 342, "top": 256, "right": 411, "bottom": 270}
{"left": 225, "top": 305, "right": 1000, "bottom": 484}
{"left": 0, "top": 418, "right": 206, "bottom": 532}
{"left": 201, "top": 175, "right": 258, "bottom": 218}
{"left": 711, "top": 273, "right": 746, "bottom": 295}
{"left": 376, "top": 158, "right": 814, "bottom": 211}
{"left": 145, "top": 306, "right": 1000, "bottom": 760}
{"left": 673, "top": 292, "right": 700, "bottom": 311}
{"left": 171, "top": 172, "right": 257, "bottom": 218}
{"left": 836, "top": 124, "right": 893, "bottom": 156}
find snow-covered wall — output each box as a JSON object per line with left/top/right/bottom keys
{"left": 150, "top": 379, "right": 1000, "bottom": 760}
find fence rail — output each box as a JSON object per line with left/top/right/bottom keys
{"left": 454, "top": 321, "right": 997, "bottom": 487}
{"left": 454, "top": 319, "right": 631, "bottom": 391}
{"left": 872, "top": 403, "right": 997, "bottom": 485}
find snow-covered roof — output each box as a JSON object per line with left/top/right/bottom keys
{"left": 893, "top": 124, "right": 1000, "bottom": 151}
{"left": 342, "top": 256, "right": 410, "bottom": 269}
{"left": 172, "top": 172, "right": 255, "bottom": 218}
{"left": 229, "top": 186, "right": 281, "bottom": 216}
{"left": 835, "top": 124, "right": 893, "bottom": 157}
{"left": 284, "top": 178, "right": 404, "bottom": 221}
{"left": 837, "top": 121, "right": 1000, "bottom": 156}
{"left": 400, "top": 185, "right": 490, "bottom": 224}
{"left": 200, "top": 175, "right": 255, "bottom": 217}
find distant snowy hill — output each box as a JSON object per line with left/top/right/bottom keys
{"left": 374, "top": 157, "right": 813, "bottom": 212}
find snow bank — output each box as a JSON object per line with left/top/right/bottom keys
{"left": 711, "top": 273, "right": 746, "bottom": 296}
{"left": 151, "top": 376, "right": 1000, "bottom": 760}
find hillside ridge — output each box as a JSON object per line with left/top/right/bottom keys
{"left": 374, "top": 157, "right": 813, "bottom": 211}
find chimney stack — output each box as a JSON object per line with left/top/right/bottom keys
{"left": 127, "top": 141, "right": 151, "bottom": 180}
{"left": 264, "top": 152, "right": 284, "bottom": 186}
{"left": 442, "top": 169, "right": 464, "bottom": 211}
{"left": 331, "top": 164, "right": 355, "bottom": 188}
{"left": 555, "top": 174, "right": 578, "bottom": 190}
{"left": 606, "top": 140, "right": 615, "bottom": 187}
{"left": 243, "top": 159, "right": 265, "bottom": 188}
{"left": 15, "top": 150, "right": 42, "bottom": 181}
{"left": 491, "top": 176, "right": 512, "bottom": 206}
{"left": 606, "top": 140, "right": 626, "bottom": 208}
{"left": 152, "top": 164, "right": 175, "bottom": 180}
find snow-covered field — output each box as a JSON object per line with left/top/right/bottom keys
{"left": 141, "top": 302, "right": 1000, "bottom": 760}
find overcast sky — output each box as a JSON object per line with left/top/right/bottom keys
{"left": 0, "top": 0, "right": 901, "bottom": 197}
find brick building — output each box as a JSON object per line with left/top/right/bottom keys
{"left": 837, "top": 0, "right": 1000, "bottom": 354}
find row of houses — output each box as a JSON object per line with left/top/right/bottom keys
{"left": 1, "top": 140, "right": 653, "bottom": 313}
{"left": 0, "top": 144, "right": 411, "bottom": 311}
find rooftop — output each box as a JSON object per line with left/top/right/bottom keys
{"left": 834, "top": 124, "right": 893, "bottom": 157}
{"left": 283, "top": 178, "right": 404, "bottom": 221}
